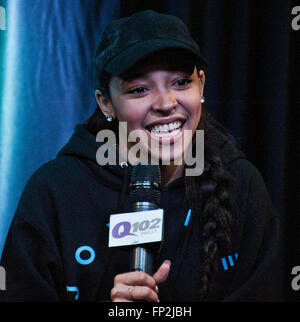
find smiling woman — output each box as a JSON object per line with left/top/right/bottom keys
{"left": 93, "top": 49, "right": 205, "bottom": 179}
{"left": 0, "top": 10, "right": 282, "bottom": 302}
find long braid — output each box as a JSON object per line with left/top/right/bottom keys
{"left": 185, "top": 108, "right": 233, "bottom": 301}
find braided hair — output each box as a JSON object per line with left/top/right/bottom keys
{"left": 184, "top": 110, "right": 233, "bottom": 300}
{"left": 87, "top": 57, "right": 233, "bottom": 301}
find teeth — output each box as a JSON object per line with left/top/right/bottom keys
{"left": 150, "top": 121, "right": 182, "bottom": 133}
{"left": 151, "top": 128, "right": 181, "bottom": 137}
{"left": 149, "top": 121, "right": 183, "bottom": 138}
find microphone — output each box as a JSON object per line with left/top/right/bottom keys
{"left": 129, "top": 163, "right": 161, "bottom": 275}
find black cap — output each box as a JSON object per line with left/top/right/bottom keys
{"left": 94, "top": 10, "right": 208, "bottom": 91}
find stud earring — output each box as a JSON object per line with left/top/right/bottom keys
{"left": 106, "top": 114, "right": 113, "bottom": 122}
{"left": 201, "top": 96, "right": 205, "bottom": 104}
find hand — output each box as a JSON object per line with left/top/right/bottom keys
{"left": 110, "top": 260, "right": 171, "bottom": 302}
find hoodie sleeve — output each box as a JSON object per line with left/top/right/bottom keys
{"left": 222, "top": 161, "right": 283, "bottom": 301}
{"left": 0, "top": 170, "right": 65, "bottom": 302}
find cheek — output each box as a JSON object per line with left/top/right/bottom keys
{"left": 113, "top": 100, "right": 148, "bottom": 131}
{"left": 184, "top": 95, "right": 202, "bottom": 127}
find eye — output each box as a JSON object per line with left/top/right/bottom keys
{"left": 127, "top": 87, "right": 148, "bottom": 95}
{"left": 174, "top": 78, "right": 192, "bottom": 88}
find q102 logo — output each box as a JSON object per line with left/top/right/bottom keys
{"left": 108, "top": 209, "right": 164, "bottom": 247}
{"left": 112, "top": 218, "right": 162, "bottom": 238}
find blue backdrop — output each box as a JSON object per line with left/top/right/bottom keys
{"left": 0, "top": 0, "right": 121, "bottom": 255}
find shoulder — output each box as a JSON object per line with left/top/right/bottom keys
{"left": 227, "top": 158, "right": 265, "bottom": 188}
{"left": 25, "top": 157, "right": 82, "bottom": 194}
{"left": 227, "top": 159, "right": 273, "bottom": 206}
{"left": 14, "top": 156, "right": 89, "bottom": 226}
{"left": 228, "top": 159, "right": 276, "bottom": 219}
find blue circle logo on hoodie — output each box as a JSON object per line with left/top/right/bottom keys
{"left": 75, "top": 246, "right": 95, "bottom": 265}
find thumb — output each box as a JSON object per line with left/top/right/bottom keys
{"left": 153, "top": 260, "right": 171, "bottom": 285}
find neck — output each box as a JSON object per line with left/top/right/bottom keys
{"left": 161, "top": 163, "right": 184, "bottom": 186}
{"left": 116, "top": 144, "right": 184, "bottom": 186}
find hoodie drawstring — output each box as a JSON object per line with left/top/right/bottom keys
{"left": 117, "top": 163, "right": 129, "bottom": 211}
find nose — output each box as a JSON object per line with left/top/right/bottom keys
{"left": 152, "top": 90, "right": 177, "bottom": 113}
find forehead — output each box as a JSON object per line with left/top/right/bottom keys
{"left": 120, "top": 49, "right": 197, "bottom": 80}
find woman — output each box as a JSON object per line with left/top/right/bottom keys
{"left": 0, "top": 10, "right": 282, "bottom": 302}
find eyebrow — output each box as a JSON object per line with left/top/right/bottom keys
{"left": 118, "top": 68, "right": 195, "bottom": 90}
{"left": 118, "top": 74, "right": 150, "bottom": 91}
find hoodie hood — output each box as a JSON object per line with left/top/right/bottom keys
{"left": 56, "top": 122, "right": 246, "bottom": 192}
{"left": 57, "top": 123, "right": 130, "bottom": 191}
{"left": 206, "top": 125, "right": 246, "bottom": 166}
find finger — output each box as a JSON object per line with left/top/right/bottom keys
{"left": 111, "top": 284, "right": 127, "bottom": 302}
{"left": 111, "top": 284, "right": 159, "bottom": 302}
{"left": 114, "top": 271, "right": 157, "bottom": 290}
{"left": 112, "top": 298, "right": 131, "bottom": 302}
{"left": 153, "top": 260, "right": 171, "bottom": 285}
{"left": 111, "top": 283, "right": 134, "bottom": 302}
{"left": 128, "top": 285, "right": 159, "bottom": 302}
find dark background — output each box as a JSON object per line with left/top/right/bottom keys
{"left": 0, "top": 0, "right": 299, "bottom": 301}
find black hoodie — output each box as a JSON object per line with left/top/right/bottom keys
{"left": 0, "top": 123, "right": 282, "bottom": 301}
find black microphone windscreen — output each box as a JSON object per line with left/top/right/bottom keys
{"left": 129, "top": 164, "right": 161, "bottom": 205}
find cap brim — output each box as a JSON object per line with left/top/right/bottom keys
{"left": 104, "top": 39, "right": 208, "bottom": 76}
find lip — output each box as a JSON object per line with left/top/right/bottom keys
{"left": 145, "top": 116, "right": 186, "bottom": 130}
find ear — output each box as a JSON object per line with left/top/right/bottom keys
{"left": 197, "top": 70, "right": 206, "bottom": 96}
{"left": 95, "top": 89, "right": 115, "bottom": 119}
